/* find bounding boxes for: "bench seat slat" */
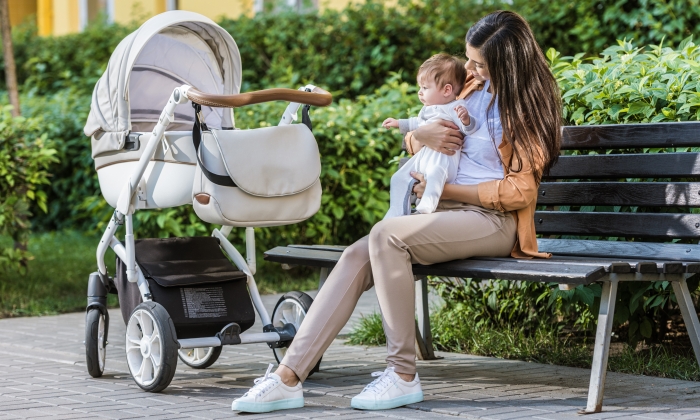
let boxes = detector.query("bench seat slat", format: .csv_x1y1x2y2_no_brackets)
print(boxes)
538,182,700,207
473,256,700,274
538,238,700,262
561,122,700,150
282,244,700,274
265,246,606,284
546,153,700,179
535,211,700,239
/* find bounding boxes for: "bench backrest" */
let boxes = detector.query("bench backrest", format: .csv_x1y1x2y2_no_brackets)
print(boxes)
539,121,700,241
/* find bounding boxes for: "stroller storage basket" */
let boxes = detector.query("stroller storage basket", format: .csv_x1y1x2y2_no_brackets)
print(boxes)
116,236,254,339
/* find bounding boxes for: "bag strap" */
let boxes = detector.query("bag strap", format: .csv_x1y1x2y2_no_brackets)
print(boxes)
192,103,237,188
302,105,313,132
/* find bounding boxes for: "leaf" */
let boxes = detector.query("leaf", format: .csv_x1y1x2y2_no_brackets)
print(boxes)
679,35,694,51
628,321,639,339
546,48,560,63
627,101,652,115
332,206,344,219
576,285,595,307
640,317,653,338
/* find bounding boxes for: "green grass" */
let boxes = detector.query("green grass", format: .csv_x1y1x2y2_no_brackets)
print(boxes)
347,313,387,346
0,230,317,318
348,311,700,381
0,231,118,317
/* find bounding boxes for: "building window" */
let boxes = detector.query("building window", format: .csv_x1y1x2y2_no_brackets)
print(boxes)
257,0,318,14
79,0,114,30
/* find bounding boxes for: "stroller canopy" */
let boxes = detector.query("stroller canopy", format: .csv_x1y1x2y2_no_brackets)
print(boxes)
85,11,242,157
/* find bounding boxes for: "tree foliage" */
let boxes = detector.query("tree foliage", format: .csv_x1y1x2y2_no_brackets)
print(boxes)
0,106,57,272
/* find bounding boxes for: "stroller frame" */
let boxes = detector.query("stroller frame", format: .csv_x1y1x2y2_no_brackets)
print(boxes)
86,84,325,391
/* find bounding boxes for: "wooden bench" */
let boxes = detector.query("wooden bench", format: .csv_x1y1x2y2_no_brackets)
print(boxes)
264,121,700,414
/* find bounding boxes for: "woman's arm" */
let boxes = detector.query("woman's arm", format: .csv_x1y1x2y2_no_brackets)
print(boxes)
404,120,464,156
410,142,540,211
476,168,538,212
410,172,481,206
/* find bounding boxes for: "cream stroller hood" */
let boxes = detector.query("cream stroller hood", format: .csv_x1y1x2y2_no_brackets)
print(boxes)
84,11,242,158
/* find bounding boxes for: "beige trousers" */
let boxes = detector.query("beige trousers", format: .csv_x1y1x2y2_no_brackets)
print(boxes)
281,202,517,381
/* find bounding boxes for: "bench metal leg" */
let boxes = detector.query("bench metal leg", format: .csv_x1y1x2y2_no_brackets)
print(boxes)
671,277,700,367
318,267,329,290
582,278,618,414
414,276,439,360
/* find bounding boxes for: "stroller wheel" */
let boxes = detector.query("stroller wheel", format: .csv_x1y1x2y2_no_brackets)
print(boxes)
178,346,222,369
125,302,178,392
85,309,107,378
270,291,322,376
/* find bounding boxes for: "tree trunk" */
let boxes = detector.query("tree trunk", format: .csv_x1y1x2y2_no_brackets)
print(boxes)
0,0,20,117
0,0,24,260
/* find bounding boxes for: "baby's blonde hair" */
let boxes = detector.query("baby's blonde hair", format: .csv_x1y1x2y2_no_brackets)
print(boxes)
417,53,467,93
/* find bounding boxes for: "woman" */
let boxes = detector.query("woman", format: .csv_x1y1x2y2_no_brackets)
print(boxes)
232,10,562,413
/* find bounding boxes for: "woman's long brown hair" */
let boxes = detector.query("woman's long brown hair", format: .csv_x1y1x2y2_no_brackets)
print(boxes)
466,11,561,183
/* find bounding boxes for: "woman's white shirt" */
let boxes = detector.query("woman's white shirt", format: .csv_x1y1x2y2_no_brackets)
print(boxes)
453,80,504,186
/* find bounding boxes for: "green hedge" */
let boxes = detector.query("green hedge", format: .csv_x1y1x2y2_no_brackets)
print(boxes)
0,106,57,272
6,1,700,97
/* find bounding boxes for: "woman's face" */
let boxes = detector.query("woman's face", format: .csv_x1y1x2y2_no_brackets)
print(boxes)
465,44,490,82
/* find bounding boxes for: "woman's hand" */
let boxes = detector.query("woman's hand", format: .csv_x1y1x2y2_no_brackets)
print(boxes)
410,171,426,198
412,120,464,155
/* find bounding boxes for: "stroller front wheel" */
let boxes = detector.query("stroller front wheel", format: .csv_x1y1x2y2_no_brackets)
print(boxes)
270,291,322,376
125,302,178,392
178,346,222,369
85,308,107,377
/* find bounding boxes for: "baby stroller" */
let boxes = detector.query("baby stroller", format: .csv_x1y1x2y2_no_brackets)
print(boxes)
83,11,332,392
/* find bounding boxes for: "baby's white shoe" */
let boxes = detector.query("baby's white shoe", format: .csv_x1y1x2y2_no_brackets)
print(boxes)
231,363,304,413
350,367,423,410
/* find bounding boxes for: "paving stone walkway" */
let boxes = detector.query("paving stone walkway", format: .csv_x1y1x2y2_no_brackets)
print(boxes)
1,288,700,419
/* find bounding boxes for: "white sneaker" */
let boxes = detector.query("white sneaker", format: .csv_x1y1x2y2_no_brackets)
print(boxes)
350,367,423,410
231,363,304,413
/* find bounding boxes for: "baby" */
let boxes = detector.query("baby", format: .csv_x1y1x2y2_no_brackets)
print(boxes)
382,53,476,218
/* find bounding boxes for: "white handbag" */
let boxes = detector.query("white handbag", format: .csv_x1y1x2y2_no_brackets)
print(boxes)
191,113,322,227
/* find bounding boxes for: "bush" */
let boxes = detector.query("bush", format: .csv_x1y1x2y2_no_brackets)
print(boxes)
7,1,700,98
6,20,132,95
551,37,700,124
0,106,57,272
21,90,95,230
518,0,700,56
219,0,502,96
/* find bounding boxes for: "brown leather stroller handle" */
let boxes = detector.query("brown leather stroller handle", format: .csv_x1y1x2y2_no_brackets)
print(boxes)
186,86,333,108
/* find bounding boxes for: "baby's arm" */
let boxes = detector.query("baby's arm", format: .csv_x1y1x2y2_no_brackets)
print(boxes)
455,106,470,126
453,105,478,136
382,118,399,129
382,116,422,134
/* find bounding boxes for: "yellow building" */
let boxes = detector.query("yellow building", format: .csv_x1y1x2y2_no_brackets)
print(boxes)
9,0,371,37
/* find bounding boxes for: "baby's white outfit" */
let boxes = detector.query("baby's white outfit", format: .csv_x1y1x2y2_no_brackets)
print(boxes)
384,99,477,219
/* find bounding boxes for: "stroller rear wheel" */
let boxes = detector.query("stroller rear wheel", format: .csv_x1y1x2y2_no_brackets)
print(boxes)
125,302,178,392
85,309,107,378
178,346,222,369
271,291,322,375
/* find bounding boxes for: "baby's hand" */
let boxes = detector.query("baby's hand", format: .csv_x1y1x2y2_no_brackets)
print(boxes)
382,118,399,129
455,106,470,125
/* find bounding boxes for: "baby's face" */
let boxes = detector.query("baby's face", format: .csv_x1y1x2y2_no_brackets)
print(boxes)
417,78,451,106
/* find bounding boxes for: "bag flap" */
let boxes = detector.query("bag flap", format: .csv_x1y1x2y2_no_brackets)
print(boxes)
210,124,321,197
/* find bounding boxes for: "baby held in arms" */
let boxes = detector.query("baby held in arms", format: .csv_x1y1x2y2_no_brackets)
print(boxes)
382,53,476,218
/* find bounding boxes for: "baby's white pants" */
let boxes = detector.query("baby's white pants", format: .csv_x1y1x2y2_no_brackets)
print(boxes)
384,146,461,219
